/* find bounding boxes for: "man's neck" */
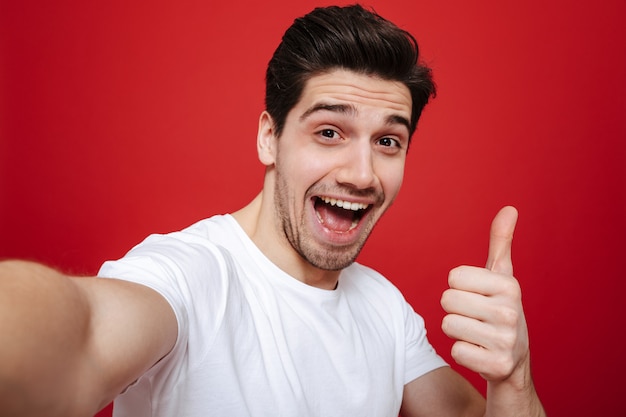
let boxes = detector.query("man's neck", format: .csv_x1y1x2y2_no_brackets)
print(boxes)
231,192,342,290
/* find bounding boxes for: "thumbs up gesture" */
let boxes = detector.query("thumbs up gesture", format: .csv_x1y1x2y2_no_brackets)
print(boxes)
441,206,529,382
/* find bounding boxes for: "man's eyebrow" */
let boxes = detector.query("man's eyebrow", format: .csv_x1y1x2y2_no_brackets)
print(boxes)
299,102,356,122
299,101,411,134
386,114,411,134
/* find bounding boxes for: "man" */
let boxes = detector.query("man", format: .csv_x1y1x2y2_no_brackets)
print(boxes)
0,5,545,417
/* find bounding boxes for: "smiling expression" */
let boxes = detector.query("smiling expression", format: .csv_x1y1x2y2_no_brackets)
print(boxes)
256,69,413,286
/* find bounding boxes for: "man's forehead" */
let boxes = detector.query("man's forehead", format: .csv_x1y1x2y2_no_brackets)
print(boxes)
297,69,412,118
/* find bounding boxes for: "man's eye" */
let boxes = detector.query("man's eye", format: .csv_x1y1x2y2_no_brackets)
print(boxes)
320,129,337,138
378,137,399,147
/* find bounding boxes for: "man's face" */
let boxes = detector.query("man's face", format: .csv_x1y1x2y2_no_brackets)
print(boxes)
263,69,412,274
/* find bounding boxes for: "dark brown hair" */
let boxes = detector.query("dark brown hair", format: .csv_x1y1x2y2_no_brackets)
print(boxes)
265,4,436,139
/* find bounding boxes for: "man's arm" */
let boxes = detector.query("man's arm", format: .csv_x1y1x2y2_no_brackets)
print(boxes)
400,367,485,417
0,260,177,417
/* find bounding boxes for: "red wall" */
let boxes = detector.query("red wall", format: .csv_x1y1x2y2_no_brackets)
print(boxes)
2,1,625,415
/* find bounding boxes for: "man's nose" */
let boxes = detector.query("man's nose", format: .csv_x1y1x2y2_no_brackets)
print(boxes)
335,143,377,190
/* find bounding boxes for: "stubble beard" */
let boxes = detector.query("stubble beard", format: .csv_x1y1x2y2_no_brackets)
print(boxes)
273,172,377,272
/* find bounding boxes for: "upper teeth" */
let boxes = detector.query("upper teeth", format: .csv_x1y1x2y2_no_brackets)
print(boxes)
320,196,369,211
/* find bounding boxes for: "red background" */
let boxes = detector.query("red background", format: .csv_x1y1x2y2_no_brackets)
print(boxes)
2,0,625,416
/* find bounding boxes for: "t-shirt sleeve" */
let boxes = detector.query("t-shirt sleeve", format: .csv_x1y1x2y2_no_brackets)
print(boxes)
97,232,230,387
403,301,448,385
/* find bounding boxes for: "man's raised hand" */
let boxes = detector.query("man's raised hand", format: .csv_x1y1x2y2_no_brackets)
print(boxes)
440,206,530,383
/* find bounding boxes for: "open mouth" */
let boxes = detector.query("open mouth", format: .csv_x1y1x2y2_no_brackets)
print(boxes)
314,196,371,233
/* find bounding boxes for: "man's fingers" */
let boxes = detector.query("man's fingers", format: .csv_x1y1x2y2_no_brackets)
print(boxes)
485,206,518,276
441,313,491,346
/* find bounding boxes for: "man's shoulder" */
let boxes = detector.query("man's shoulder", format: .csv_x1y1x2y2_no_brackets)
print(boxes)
98,214,240,282
176,213,234,240
137,214,242,255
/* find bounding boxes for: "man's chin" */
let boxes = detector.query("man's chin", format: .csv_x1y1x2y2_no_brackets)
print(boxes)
300,245,362,272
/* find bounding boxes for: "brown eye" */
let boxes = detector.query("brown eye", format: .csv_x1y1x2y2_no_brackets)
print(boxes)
378,137,398,147
321,129,336,138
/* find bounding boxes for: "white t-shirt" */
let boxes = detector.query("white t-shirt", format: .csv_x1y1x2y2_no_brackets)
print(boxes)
99,214,446,417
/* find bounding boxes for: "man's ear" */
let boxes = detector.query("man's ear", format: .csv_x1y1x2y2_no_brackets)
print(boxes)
257,111,277,166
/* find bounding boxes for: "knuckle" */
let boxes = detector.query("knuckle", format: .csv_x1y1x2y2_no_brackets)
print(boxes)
498,330,518,351
491,355,516,378
500,275,522,296
480,353,514,381
496,305,520,327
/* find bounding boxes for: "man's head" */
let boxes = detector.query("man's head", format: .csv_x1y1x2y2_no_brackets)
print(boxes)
265,4,435,140
253,5,433,284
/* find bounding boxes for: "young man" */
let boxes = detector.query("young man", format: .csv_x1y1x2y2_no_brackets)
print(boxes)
0,5,545,417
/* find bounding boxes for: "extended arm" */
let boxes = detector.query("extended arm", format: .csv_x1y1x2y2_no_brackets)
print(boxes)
0,260,177,417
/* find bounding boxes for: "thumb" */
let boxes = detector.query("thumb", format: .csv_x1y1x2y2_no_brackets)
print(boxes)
486,206,519,275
